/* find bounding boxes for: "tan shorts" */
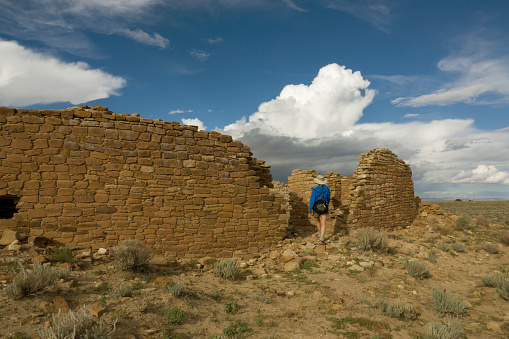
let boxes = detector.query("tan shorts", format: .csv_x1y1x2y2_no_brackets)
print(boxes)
313,211,329,218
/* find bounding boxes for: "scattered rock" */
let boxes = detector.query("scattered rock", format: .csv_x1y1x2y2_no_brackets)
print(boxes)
149,256,169,266
7,240,22,252
486,322,501,332
40,296,70,313
349,264,364,272
86,305,106,320
283,261,300,272
153,277,169,286
0,230,20,246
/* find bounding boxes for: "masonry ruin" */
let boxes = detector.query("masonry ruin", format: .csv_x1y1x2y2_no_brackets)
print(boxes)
287,149,420,238
0,106,287,258
0,106,421,258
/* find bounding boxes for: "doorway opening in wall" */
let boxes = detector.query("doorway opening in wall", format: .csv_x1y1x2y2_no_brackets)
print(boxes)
0,195,19,219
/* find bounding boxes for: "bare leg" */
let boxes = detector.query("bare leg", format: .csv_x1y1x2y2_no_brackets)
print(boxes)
319,214,327,238
314,217,321,236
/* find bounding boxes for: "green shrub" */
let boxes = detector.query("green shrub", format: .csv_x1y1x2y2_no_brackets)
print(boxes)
167,283,184,297
223,322,251,339
51,246,75,263
431,288,468,315
451,243,465,253
111,239,153,272
481,272,509,300
425,318,465,339
428,249,438,263
224,297,239,315
404,259,431,280
164,306,186,326
112,283,133,298
4,263,69,299
455,217,470,230
484,243,499,254
38,307,116,339
497,230,509,246
474,215,490,227
251,293,272,304
373,299,418,320
358,228,389,253
213,259,238,280
437,242,450,252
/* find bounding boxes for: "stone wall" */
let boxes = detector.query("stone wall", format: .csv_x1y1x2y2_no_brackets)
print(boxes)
0,106,287,258
288,148,419,235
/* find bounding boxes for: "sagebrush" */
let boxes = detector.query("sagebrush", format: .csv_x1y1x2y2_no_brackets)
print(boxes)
404,259,431,280
425,317,465,339
431,287,468,315
373,299,418,320
358,228,389,253
4,262,69,299
481,271,509,300
111,239,153,272
37,307,116,339
213,259,238,280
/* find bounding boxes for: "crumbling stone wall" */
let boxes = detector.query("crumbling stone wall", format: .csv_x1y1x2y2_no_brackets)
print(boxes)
0,106,286,258
288,149,419,236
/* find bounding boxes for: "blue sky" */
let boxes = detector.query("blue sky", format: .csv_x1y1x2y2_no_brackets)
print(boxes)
1,0,509,199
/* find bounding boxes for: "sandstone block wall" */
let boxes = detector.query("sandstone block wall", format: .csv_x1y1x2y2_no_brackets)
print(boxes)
288,148,418,235
0,106,286,258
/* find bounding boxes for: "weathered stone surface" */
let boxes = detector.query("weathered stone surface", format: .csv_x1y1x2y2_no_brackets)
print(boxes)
0,108,285,258
40,296,70,313
283,261,300,272
0,230,20,246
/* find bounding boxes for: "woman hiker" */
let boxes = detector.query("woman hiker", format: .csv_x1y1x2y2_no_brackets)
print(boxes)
309,175,331,245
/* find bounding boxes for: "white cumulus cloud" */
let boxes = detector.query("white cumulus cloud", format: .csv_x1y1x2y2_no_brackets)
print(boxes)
214,63,509,198
452,165,509,184
0,40,126,106
224,63,376,139
169,109,193,114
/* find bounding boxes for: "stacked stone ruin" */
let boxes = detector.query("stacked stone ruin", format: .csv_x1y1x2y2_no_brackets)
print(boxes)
0,106,287,258
288,149,419,237
1,106,422,257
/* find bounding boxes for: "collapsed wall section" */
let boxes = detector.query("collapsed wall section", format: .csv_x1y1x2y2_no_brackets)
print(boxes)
0,106,287,258
287,148,419,234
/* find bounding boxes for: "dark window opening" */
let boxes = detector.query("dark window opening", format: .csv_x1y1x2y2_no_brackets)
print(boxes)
0,195,19,219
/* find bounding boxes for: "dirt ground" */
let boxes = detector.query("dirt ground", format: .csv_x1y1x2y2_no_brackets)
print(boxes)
1,201,509,339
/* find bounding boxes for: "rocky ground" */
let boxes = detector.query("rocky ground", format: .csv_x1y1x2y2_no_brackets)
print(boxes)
1,203,509,339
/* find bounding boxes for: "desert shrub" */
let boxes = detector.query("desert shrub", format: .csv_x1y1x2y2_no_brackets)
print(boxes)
358,228,389,253
425,317,465,339
167,283,184,297
459,235,469,243
474,215,490,228
484,243,499,254
404,259,431,280
111,239,153,272
431,287,468,315
112,283,133,298
451,243,465,253
164,306,186,326
223,322,251,339
437,242,450,252
213,259,238,280
497,230,509,246
373,299,418,320
224,297,239,315
38,307,116,339
454,217,470,230
428,249,438,263
4,263,68,299
51,246,75,264
251,293,272,304
481,272,509,300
